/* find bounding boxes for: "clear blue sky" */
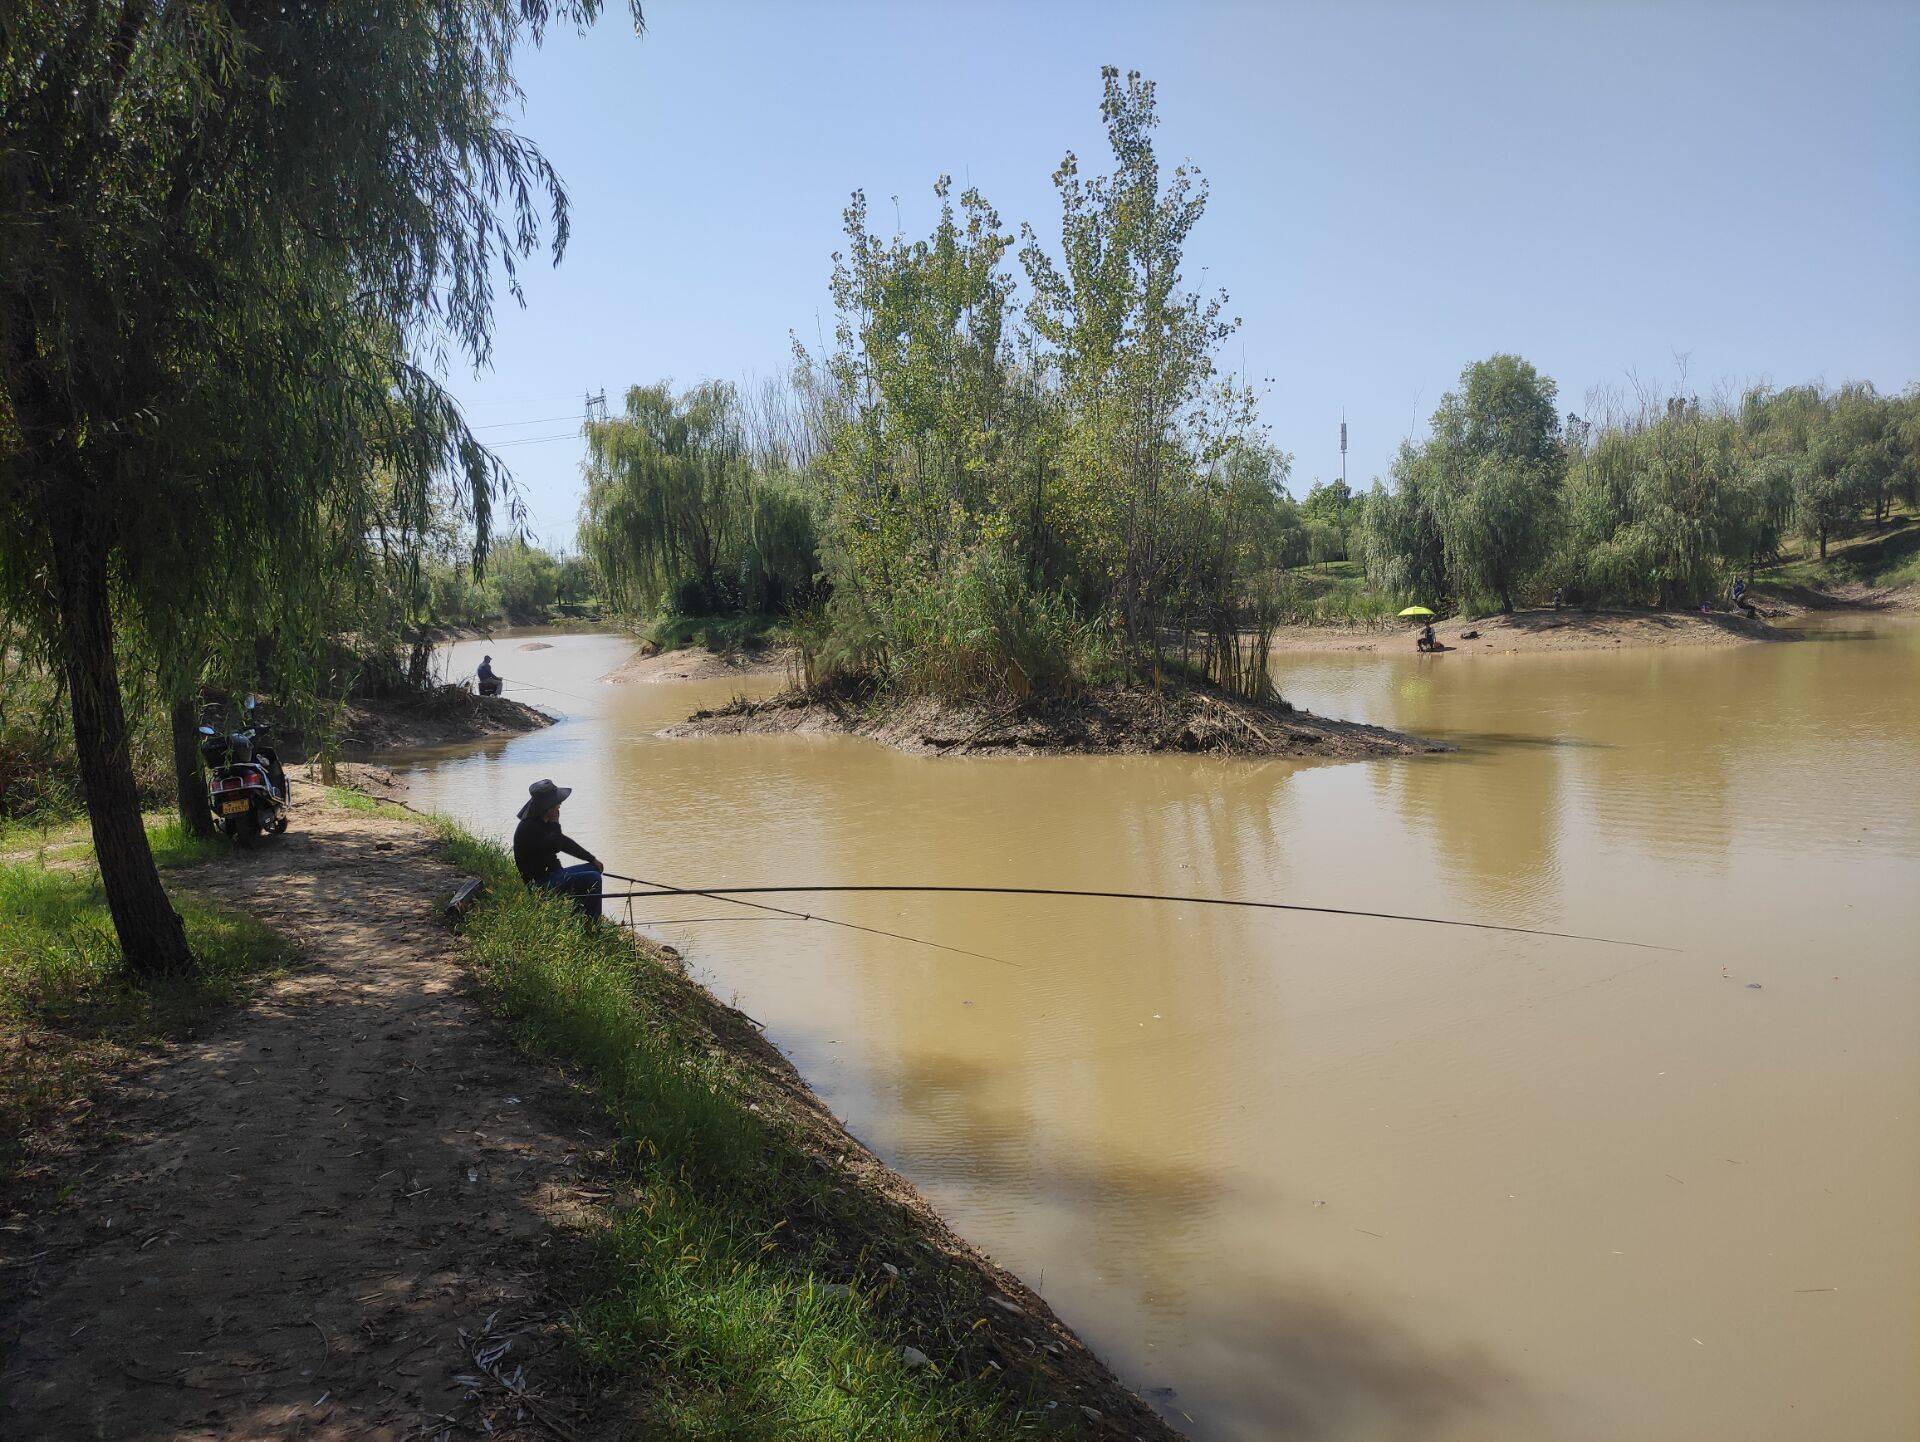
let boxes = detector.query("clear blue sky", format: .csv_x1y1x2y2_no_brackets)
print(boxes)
447,0,1920,548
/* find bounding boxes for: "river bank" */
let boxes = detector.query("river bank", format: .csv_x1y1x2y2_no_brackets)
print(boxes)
337,685,553,750
611,595,1853,694
1267,605,1790,656
668,675,1444,760
0,791,1181,1439
601,638,790,685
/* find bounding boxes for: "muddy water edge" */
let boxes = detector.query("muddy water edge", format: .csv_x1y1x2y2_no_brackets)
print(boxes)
396,622,1920,1442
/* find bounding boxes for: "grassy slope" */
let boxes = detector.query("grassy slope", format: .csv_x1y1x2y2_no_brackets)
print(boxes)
417,806,1077,1440
1757,510,1920,595
1276,559,1400,624
0,819,289,1196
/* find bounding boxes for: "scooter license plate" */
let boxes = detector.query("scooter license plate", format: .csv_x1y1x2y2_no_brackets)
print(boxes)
221,799,249,816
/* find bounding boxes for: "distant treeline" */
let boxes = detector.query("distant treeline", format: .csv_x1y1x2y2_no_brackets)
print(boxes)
1358,363,1919,614
579,70,1920,705
422,540,599,629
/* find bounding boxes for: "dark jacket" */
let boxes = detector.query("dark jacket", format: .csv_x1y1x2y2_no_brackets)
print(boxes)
513,815,596,883
477,659,497,681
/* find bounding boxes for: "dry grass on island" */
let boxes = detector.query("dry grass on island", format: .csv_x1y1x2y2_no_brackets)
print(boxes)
667,673,1443,760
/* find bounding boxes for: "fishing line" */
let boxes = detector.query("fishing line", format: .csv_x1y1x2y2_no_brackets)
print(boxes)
501,679,602,705
596,882,1673,953
623,915,790,925
600,871,1024,969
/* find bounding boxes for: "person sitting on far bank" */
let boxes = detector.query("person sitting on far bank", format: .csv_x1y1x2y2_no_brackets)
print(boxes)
513,779,603,920
1417,621,1436,653
477,654,501,696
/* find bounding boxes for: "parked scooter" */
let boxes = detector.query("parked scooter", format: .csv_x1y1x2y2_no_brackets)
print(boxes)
197,697,290,847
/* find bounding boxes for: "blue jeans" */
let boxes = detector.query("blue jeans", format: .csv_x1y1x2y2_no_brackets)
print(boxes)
540,863,603,920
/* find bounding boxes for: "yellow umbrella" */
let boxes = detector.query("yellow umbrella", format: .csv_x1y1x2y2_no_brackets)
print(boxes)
1397,605,1435,619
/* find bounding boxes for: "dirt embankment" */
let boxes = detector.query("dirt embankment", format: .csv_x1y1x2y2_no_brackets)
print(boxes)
1268,606,1793,657
600,641,791,685
669,677,1443,760
0,792,1182,1440
338,685,553,751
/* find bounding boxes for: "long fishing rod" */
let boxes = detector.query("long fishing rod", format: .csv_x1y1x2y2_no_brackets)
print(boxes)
597,882,1674,953
504,679,602,705
600,871,1024,969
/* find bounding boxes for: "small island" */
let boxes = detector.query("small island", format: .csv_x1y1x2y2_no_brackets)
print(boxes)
667,672,1441,759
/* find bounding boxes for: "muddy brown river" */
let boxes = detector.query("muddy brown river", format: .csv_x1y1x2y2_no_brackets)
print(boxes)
404,620,1920,1442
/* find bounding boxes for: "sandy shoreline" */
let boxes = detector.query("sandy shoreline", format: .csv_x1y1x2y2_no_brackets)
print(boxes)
1268,606,1790,657
601,641,790,685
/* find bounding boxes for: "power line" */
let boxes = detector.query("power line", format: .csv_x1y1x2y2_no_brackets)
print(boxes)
475,413,586,431
461,390,591,411
489,432,586,449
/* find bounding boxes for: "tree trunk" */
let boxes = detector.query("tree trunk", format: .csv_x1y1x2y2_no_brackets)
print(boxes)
1819,525,1828,561
47,494,194,980
171,697,215,839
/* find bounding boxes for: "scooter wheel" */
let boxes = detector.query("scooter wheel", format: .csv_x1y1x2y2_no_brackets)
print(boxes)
232,814,261,849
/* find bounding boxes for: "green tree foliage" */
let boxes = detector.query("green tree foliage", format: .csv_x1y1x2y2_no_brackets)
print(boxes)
579,382,819,619
1019,68,1247,657
784,68,1288,701
1299,478,1362,563
1358,445,1448,605
0,1,640,976
1559,413,1747,605
1743,382,1912,559
1364,371,1913,615
1423,355,1565,613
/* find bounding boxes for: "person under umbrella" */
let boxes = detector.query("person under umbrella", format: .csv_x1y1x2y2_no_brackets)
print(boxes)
1398,605,1438,652
512,779,604,919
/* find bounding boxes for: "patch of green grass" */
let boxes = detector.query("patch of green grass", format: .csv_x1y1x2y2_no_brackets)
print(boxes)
1762,519,1920,594
639,612,788,655
1275,565,1400,624
2,811,226,869
0,857,290,1190
437,820,1047,1439
0,810,91,855
326,786,417,824
146,817,228,869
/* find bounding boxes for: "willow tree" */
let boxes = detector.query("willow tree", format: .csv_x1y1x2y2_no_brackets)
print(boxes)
0,2,640,977
581,382,754,615
1425,355,1565,612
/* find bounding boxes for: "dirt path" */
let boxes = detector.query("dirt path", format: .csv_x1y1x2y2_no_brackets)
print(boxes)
0,798,613,1440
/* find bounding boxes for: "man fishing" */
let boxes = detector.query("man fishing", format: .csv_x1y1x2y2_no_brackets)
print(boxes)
513,778,604,920
476,654,502,696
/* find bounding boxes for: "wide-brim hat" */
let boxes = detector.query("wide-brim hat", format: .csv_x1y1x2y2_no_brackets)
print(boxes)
518,778,572,820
